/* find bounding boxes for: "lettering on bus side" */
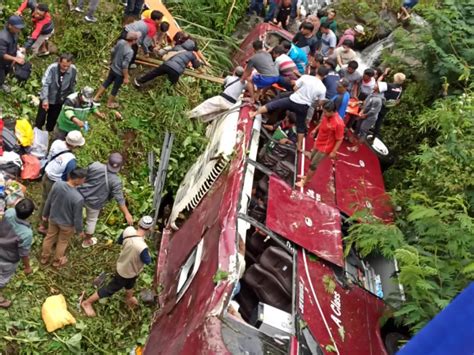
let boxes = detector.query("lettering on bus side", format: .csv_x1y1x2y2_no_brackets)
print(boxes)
330,291,343,331
298,278,305,315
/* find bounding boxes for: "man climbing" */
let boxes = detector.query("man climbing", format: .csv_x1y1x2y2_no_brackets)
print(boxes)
81,216,154,317
357,83,385,140
40,168,88,268
0,199,35,308
374,71,405,137
36,53,77,132
55,86,105,139
241,40,280,101
38,130,85,234
296,101,345,188
134,32,202,86
78,153,134,248
23,3,54,56
93,31,140,108
249,66,329,152
187,66,251,120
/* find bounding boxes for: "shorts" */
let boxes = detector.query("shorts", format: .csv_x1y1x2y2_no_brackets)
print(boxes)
266,96,309,134
252,74,280,89
309,150,327,171
97,273,138,298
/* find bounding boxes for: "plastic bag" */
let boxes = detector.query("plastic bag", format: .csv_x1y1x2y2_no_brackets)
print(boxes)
31,128,49,159
42,294,76,332
21,155,41,180
15,119,34,147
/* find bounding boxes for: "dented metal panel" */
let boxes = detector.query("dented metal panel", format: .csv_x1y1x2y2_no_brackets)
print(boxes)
266,176,344,267
296,250,389,355
335,142,394,222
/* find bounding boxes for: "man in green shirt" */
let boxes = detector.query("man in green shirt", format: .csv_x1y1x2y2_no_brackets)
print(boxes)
318,8,337,39
55,86,105,139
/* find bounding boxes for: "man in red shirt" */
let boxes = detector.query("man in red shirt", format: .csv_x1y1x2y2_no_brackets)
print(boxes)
296,100,345,188
23,3,54,56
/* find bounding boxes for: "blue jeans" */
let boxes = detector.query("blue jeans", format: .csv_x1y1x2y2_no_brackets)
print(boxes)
291,0,298,18
264,1,278,21
248,0,264,15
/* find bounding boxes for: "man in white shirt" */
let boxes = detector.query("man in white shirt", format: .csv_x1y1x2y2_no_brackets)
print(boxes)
319,23,337,58
249,66,329,151
332,39,357,69
38,130,85,235
187,66,251,121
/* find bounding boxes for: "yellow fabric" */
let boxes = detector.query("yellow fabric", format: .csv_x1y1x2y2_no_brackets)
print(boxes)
15,119,34,147
141,9,168,23
41,294,76,332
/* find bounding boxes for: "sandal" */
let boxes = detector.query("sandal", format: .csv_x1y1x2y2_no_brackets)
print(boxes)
40,256,49,265
82,237,97,248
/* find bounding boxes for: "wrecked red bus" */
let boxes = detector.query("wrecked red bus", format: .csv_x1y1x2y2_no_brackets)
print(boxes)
143,95,407,354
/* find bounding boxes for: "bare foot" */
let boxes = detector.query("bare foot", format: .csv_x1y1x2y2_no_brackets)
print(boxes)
81,301,97,317
126,296,139,309
295,180,306,188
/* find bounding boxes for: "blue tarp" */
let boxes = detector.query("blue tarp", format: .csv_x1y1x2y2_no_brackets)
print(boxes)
398,282,474,355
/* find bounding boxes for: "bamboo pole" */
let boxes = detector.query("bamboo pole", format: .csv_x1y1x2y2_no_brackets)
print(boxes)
136,57,225,84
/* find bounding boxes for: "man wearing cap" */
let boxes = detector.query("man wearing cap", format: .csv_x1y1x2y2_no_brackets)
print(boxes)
187,66,251,120
0,15,26,93
38,130,85,235
78,153,133,248
337,25,365,47
93,32,140,109
81,216,153,317
55,87,105,139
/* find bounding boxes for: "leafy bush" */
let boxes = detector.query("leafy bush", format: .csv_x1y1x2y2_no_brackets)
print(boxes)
347,92,474,332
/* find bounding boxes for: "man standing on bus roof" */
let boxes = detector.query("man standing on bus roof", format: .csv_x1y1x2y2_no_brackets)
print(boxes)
296,101,345,188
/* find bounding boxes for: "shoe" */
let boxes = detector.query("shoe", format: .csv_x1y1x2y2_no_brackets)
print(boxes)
73,6,84,12
0,84,11,93
82,237,97,248
133,77,141,87
37,51,50,57
107,102,120,109
129,63,137,69
84,15,98,22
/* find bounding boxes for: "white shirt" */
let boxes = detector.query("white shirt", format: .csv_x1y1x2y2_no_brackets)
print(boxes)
45,139,75,182
321,30,337,57
290,75,327,106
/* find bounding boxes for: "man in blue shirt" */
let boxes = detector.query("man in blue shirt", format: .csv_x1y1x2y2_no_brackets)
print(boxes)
282,40,308,74
0,198,35,308
332,78,350,120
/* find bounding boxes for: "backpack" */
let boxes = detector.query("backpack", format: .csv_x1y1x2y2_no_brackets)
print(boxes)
13,62,33,82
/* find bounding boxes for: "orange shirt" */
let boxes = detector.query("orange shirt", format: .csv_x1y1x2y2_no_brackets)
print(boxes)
314,113,345,153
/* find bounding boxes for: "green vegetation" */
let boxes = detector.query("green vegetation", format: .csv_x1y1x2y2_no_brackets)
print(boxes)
346,0,473,333
0,0,246,352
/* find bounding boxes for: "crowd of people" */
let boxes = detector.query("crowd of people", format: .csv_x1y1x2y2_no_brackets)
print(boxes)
0,0,408,318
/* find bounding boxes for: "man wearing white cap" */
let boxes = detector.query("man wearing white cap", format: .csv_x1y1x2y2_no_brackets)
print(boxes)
187,66,251,121
81,216,153,317
55,86,105,140
38,130,85,235
337,24,365,48
78,152,133,248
